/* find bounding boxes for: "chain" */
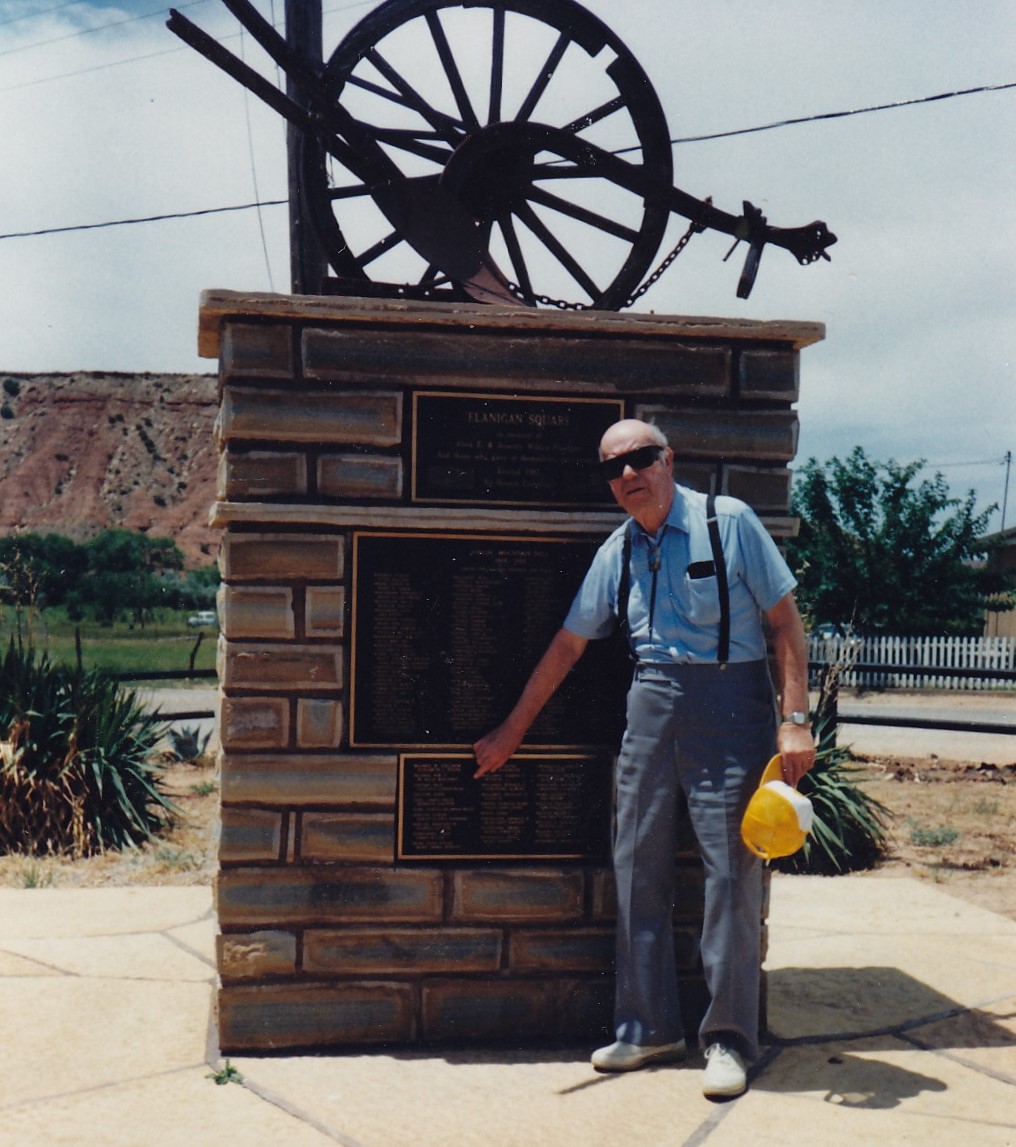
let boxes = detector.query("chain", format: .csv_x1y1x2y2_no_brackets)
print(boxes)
502,209,708,312
622,213,706,309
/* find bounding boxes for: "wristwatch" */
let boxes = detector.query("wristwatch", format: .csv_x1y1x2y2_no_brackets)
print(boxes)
781,711,810,727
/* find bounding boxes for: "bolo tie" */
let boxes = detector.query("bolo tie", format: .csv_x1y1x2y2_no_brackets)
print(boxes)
647,542,661,635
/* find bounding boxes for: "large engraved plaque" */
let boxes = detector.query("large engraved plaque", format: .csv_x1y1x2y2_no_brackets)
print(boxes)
396,753,611,862
412,392,623,507
350,531,630,749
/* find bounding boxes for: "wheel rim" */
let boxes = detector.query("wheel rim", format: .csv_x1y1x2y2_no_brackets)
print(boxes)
302,0,673,308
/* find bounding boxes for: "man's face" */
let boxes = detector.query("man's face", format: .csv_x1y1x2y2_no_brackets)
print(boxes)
599,424,674,522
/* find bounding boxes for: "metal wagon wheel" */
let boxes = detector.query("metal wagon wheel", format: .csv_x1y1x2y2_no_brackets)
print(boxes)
302,0,674,308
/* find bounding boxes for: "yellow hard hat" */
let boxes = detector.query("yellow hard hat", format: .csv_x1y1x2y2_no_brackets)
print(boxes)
740,754,814,861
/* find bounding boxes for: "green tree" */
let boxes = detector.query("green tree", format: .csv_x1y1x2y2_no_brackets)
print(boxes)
0,533,88,608
81,530,185,626
788,447,1014,636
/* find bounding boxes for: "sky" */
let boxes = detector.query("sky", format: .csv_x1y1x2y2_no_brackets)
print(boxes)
0,0,1013,528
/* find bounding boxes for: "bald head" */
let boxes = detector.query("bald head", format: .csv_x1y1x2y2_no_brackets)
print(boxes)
599,419,668,460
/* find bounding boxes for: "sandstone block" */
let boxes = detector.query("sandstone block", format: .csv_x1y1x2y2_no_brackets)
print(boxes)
739,348,800,400
221,533,344,581
221,586,295,641
218,449,308,500
219,697,290,751
302,327,730,396
451,869,584,922
296,698,344,748
303,928,502,975
220,321,294,379
221,387,401,446
217,866,444,927
509,928,615,973
217,930,297,981
421,978,561,1043
723,465,793,514
300,812,393,863
221,642,342,691
318,454,403,499
638,406,798,462
219,808,284,863
218,981,415,1051
220,753,397,806
305,586,345,637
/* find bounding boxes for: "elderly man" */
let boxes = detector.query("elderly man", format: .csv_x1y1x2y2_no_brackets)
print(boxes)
474,418,815,1099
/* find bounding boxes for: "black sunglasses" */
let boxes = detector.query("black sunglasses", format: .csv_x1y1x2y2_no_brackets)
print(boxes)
599,444,663,481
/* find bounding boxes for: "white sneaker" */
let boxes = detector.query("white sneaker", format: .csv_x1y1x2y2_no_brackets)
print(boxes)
702,1043,747,1098
591,1039,687,1072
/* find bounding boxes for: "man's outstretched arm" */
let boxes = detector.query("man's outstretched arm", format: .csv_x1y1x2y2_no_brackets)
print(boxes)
473,627,589,777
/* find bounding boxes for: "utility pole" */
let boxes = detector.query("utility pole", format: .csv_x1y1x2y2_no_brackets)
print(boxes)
1001,450,1012,534
285,0,328,295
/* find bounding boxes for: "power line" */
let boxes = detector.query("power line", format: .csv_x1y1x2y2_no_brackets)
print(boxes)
668,80,1016,145
0,199,287,242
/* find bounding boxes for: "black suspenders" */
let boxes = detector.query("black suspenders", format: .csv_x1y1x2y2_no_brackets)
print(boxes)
706,493,731,665
616,495,730,665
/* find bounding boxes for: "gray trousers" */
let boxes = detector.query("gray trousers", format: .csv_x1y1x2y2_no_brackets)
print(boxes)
612,659,776,1061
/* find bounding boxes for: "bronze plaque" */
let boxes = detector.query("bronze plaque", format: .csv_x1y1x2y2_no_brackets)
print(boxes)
396,753,611,862
349,531,631,749
411,392,623,507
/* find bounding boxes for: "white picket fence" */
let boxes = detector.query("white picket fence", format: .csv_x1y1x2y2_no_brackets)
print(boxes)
807,634,1016,691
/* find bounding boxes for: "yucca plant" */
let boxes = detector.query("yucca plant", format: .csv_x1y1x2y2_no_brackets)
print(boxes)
773,666,892,875
0,637,173,857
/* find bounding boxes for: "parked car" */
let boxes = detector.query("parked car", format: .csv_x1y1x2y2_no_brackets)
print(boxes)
187,609,217,628
813,622,861,643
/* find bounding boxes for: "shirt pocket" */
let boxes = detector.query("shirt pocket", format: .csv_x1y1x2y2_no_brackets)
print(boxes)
683,570,722,627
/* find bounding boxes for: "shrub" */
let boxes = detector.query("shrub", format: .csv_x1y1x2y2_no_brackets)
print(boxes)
0,638,173,856
2,378,21,397
773,663,892,875
0,403,14,420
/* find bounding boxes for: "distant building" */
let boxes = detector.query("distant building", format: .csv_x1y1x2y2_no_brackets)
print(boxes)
983,525,1016,640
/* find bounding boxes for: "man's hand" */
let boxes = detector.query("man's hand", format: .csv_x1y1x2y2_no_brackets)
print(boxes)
777,721,816,786
473,722,523,778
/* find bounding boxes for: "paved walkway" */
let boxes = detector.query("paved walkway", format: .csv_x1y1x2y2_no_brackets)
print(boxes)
2,876,1014,1146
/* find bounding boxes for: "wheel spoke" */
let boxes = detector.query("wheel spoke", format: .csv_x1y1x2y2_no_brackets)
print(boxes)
327,182,374,202
489,7,505,124
516,203,601,300
498,213,535,302
356,229,405,268
527,186,640,243
514,31,570,122
367,126,456,166
360,49,465,144
563,96,625,134
425,10,481,133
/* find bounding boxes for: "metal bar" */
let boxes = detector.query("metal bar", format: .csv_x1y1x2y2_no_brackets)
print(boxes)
157,711,216,722
114,669,217,681
838,715,1016,735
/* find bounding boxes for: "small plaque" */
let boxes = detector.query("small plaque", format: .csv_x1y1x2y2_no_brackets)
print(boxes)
412,392,623,507
397,753,612,862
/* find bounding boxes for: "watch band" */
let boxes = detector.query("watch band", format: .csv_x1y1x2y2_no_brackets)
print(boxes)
781,711,810,727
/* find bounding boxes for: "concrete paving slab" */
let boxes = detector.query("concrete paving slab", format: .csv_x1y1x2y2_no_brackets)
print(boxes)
0,979,213,1105
0,1068,338,1147
766,875,1016,1042
710,1037,1016,1145
228,1048,723,1147
0,949,59,976
1,932,213,982
0,887,212,939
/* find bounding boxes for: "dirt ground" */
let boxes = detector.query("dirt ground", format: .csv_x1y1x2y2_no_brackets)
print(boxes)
2,751,1016,924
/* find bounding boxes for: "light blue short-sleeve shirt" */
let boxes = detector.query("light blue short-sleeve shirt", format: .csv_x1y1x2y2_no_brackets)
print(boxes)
564,484,796,664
